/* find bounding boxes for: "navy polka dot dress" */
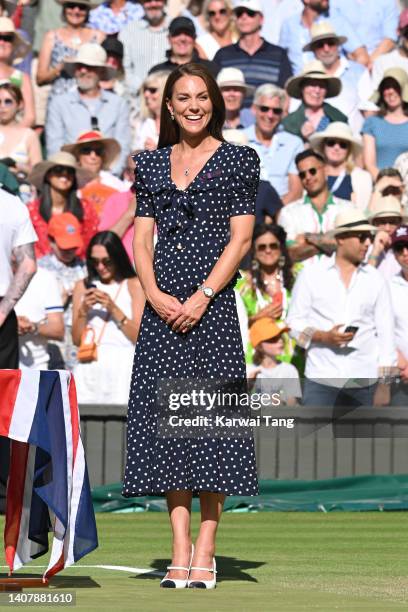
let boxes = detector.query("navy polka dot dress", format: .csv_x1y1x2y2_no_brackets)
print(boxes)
123,142,260,497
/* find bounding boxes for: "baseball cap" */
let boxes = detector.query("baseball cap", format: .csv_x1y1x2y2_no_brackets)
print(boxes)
169,16,196,38
234,0,263,14
48,213,83,250
391,225,408,247
249,318,289,348
101,37,124,59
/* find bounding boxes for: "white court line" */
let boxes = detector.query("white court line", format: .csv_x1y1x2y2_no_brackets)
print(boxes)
0,565,164,576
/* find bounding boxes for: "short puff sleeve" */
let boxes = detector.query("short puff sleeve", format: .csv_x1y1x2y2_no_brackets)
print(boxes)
132,152,155,218
228,146,260,217
361,116,378,138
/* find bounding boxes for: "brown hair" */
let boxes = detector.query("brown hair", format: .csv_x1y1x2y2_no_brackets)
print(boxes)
378,77,408,117
0,82,23,105
158,62,225,148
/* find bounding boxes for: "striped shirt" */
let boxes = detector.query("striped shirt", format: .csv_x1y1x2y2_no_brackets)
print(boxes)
213,40,292,108
118,16,171,94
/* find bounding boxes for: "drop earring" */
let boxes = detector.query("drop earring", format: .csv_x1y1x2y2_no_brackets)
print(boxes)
170,111,175,121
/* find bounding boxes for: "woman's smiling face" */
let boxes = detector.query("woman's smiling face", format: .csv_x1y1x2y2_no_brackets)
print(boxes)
167,75,213,137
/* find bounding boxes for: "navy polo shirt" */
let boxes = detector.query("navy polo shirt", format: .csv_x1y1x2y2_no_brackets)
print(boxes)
214,40,292,107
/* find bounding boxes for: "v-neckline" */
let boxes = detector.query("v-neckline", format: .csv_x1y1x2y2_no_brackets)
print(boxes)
168,141,224,191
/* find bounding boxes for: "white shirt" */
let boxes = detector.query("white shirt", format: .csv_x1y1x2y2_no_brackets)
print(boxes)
371,49,408,91
329,57,371,135
15,268,63,370
286,254,397,384
247,362,302,401
389,272,408,360
0,190,38,295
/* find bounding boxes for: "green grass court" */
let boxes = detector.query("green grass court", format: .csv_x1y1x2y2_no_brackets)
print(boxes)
1,513,408,611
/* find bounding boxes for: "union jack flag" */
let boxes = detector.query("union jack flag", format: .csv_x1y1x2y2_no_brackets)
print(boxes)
0,369,98,579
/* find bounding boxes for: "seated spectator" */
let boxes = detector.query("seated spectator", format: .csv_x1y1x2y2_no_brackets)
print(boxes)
45,43,130,175
394,152,408,216
248,318,302,406
39,212,87,370
100,37,126,96
99,189,135,262
36,0,105,102
28,151,97,259
368,167,405,214
0,16,35,126
279,0,368,74
235,223,295,364
149,16,218,77
309,122,372,211
88,0,144,35
217,67,254,129
72,231,145,404
371,10,408,91
287,208,397,408
362,68,408,180
0,83,42,174
0,0,32,75
14,267,64,370
283,60,346,143
195,0,237,60
213,0,292,111
331,0,398,67
62,130,126,216
118,0,170,96
278,149,352,265
245,83,303,205
133,70,169,150
366,196,403,279
388,225,408,405
303,21,371,134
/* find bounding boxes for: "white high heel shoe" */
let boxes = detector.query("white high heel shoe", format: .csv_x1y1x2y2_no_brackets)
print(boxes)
160,544,194,589
188,557,217,589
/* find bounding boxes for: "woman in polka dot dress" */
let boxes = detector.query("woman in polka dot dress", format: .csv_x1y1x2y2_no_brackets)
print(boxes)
123,64,260,589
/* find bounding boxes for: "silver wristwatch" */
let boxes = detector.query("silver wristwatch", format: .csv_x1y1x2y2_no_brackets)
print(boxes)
198,284,215,299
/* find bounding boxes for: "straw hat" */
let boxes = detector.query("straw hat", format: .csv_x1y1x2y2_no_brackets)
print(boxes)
28,152,94,190
309,122,362,157
249,318,289,348
62,131,121,169
285,60,342,99
216,67,255,95
332,209,377,236
55,0,98,8
368,196,403,221
370,67,408,105
63,43,117,81
303,21,347,52
0,17,31,64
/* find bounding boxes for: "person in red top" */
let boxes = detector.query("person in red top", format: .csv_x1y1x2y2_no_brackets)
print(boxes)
27,151,96,259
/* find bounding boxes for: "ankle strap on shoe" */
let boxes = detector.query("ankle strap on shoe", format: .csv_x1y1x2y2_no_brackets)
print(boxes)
167,565,189,571
190,566,217,573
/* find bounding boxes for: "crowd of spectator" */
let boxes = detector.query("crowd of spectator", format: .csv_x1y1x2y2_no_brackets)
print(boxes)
2,0,408,409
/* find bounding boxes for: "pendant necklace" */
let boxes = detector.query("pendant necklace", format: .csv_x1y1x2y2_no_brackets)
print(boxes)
184,167,190,176
263,271,281,292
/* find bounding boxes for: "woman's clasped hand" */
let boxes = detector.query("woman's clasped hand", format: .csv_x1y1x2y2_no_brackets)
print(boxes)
149,288,210,332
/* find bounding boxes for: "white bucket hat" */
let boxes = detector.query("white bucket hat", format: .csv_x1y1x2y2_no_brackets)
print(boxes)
303,21,347,52
217,67,255,95
0,17,31,64
368,196,403,221
233,0,263,14
309,122,362,157
332,209,377,236
285,60,342,99
28,151,94,190
63,43,117,81
55,0,98,7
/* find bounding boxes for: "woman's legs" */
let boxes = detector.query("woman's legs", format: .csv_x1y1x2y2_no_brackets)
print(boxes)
165,490,193,580
189,491,226,581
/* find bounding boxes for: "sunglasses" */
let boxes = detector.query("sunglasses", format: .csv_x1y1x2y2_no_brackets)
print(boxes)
80,144,104,156
381,185,403,197
50,165,75,176
0,34,14,43
0,98,15,106
143,86,158,94
372,217,401,226
339,231,373,243
299,167,321,180
256,242,281,252
208,8,228,17
313,38,338,49
90,257,113,267
64,2,87,9
393,243,408,253
256,104,283,115
235,7,258,17
325,138,349,149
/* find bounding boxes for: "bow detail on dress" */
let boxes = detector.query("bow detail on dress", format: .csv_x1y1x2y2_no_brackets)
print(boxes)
162,188,195,235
